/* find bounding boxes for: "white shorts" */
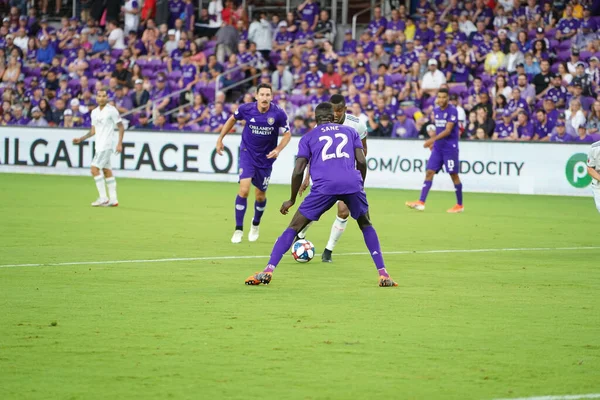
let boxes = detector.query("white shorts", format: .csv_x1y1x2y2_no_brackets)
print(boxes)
592,183,600,213
91,150,113,169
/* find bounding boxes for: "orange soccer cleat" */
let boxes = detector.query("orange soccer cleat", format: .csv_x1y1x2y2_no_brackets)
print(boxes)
244,271,273,285
447,204,465,213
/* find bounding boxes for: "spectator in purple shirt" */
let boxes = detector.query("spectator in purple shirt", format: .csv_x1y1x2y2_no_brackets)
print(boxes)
294,20,313,45
549,121,572,142
533,109,554,141
367,6,387,38
556,5,580,41
414,19,433,47
515,110,534,141
391,109,418,138
352,61,371,91
574,124,595,143
167,112,193,131
304,62,323,92
291,116,308,135
297,0,319,31
508,87,529,119
386,9,405,35
342,30,357,54
207,102,228,132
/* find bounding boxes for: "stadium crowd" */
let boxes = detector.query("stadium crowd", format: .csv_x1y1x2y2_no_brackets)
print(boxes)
0,0,599,142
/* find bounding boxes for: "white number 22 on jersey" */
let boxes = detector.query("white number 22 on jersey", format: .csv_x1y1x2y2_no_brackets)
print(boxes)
319,134,350,161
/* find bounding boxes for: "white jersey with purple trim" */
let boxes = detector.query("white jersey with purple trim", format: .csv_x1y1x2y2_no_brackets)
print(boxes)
588,140,600,186
342,113,368,140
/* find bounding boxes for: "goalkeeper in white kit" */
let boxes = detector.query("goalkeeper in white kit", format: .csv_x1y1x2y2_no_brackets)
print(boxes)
72,89,125,207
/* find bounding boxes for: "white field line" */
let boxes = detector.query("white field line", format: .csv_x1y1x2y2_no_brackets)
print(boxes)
1,246,599,269
494,394,600,400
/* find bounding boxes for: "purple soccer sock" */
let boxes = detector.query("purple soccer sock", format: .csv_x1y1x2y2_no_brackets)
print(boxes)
264,228,296,272
419,180,433,203
252,199,267,226
361,225,389,277
234,195,247,230
454,183,463,206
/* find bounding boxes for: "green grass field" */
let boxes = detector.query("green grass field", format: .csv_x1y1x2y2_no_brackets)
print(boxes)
1,173,599,400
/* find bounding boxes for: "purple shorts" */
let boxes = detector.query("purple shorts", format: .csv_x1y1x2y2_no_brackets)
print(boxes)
239,152,272,192
426,147,459,174
298,190,369,221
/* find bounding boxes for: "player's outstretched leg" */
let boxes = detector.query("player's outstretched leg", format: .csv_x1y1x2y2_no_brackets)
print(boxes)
322,201,350,263
104,168,118,207
249,188,267,242
447,173,464,213
357,213,398,287
406,170,435,211
91,166,108,207
246,211,311,285
232,179,251,243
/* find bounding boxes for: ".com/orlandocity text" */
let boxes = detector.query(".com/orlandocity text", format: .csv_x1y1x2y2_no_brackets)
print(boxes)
367,156,524,176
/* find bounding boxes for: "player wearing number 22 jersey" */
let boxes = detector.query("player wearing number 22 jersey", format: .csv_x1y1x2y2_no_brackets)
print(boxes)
406,88,464,213
245,102,398,287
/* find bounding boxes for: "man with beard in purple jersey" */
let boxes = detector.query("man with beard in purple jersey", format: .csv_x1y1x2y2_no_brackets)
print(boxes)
245,102,398,287
216,84,291,244
406,88,464,213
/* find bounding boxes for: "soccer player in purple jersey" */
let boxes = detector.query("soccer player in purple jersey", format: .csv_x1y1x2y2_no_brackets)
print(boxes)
406,89,464,213
295,94,368,263
216,84,291,244
245,102,397,287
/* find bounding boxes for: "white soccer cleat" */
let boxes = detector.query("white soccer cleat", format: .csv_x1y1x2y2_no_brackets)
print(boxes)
405,200,425,211
248,225,260,242
105,200,119,207
231,230,243,244
91,198,109,207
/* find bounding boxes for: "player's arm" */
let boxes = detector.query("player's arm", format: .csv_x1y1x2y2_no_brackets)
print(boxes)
281,157,309,215
423,121,455,148
267,130,291,159
299,163,311,197
72,125,96,144
361,137,368,156
267,116,292,159
116,121,125,153
216,115,237,155
588,153,600,181
355,147,367,183
587,167,600,182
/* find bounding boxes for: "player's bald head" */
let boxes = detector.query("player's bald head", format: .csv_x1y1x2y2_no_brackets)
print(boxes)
315,102,334,125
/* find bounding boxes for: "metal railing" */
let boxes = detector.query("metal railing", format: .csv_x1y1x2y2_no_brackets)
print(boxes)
121,86,192,119
215,62,255,96
219,72,262,96
351,0,386,39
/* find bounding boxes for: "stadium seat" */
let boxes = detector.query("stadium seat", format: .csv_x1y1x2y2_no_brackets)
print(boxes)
557,40,572,51
581,96,595,112
556,50,571,62
89,58,102,70
449,84,468,98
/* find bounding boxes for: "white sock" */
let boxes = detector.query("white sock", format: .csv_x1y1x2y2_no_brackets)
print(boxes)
325,216,348,251
105,177,117,202
94,175,107,200
297,221,313,239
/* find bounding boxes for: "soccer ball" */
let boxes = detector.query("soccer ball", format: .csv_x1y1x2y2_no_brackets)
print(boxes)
291,240,315,263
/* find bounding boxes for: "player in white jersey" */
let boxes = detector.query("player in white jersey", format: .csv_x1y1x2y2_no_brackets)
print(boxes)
297,94,368,262
72,89,125,207
587,140,600,213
